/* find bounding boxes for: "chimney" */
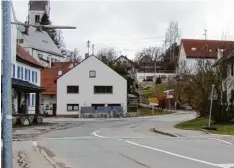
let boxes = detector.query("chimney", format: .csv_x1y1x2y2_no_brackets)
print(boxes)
48,56,52,68
85,53,89,59
24,21,29,35
217,49,224,60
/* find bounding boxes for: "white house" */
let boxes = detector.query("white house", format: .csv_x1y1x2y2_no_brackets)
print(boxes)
176,39,234,75
56,56,127,117
16,0,65,68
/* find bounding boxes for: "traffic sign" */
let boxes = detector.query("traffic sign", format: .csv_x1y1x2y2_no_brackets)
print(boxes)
208,87,218,100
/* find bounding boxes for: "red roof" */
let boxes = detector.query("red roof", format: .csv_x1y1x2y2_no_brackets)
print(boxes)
181,39,234,59
17,44,42,68
41,62,79,95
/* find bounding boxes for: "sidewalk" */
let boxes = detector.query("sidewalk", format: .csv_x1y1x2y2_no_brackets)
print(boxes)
13,141,54,168
153,110,207,137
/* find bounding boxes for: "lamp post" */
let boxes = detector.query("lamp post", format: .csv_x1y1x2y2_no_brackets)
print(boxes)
2,1,13,168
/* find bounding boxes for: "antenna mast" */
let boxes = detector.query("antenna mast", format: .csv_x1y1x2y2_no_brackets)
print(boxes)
203,29,207,40
86,40,91,55
92,44,94,55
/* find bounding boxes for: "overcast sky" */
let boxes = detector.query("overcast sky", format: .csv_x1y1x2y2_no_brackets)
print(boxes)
13,0,234,59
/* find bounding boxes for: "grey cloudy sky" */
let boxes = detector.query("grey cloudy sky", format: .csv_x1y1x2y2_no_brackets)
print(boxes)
13,0,234,59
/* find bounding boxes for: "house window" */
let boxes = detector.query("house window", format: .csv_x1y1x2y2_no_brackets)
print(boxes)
67,104,79,111
12,64,15,78
17,39,24,44
35,15,40,22
25,68,28,81
21,67,23,79
67,86,79,94
35,71,37,83
94,86,113,94
28,69,31,81
38,54,43,59
17,66,20,79
89,70,96,78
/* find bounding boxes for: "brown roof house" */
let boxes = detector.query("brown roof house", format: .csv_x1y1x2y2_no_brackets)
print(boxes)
40,61,79,116
10,45,44,119
176,39,234,74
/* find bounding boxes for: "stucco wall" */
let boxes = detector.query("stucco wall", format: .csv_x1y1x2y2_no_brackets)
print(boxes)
57,56,127,116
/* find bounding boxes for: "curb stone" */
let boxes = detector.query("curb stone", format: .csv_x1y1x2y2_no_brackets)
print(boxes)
152,128,179,137
201,129,210,134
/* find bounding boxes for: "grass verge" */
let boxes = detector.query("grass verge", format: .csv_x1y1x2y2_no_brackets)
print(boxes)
175,117,234,135
128,107,173,116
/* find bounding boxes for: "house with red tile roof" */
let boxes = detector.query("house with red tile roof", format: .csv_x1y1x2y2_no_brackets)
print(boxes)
176,39,234,74
10,44,44,116
40,61,79,116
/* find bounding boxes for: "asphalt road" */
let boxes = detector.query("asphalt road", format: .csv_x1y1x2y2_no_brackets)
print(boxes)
35,112,234,168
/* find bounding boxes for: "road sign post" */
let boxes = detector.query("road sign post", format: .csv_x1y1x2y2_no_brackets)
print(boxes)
208,84,215,127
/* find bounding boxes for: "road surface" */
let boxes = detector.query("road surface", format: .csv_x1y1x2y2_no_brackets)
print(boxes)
34,111,234,168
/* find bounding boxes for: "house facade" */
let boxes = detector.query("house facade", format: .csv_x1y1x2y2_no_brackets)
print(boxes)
12,45,44,115
57,56,127,117
176,39,234,75
213,49,234,103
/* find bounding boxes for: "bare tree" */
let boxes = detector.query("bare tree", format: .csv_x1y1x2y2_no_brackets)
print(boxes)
164,21,181,59
135,46,162,62
65,48,82,62
96,48,118,65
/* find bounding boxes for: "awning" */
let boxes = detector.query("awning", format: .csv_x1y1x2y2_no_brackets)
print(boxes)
12,78,45,92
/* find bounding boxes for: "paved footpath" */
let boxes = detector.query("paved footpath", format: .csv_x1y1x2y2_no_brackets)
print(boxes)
13,141,54,168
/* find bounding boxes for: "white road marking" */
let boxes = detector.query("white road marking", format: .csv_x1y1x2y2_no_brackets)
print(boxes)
33,141,38,148
91,130,105,138
125,140,221,167
91,130,233,168
209,138,232,145
216,164,234,168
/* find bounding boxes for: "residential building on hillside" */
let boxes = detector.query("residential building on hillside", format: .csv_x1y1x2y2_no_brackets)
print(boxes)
16,0,65,68
176,39,234,75
56,55,127,117
137,55,176,83
40,61,79,116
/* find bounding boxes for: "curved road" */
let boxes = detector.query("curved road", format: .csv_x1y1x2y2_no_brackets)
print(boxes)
36,111,234,168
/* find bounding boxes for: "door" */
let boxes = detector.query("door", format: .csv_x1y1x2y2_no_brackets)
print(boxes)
52,103,56,116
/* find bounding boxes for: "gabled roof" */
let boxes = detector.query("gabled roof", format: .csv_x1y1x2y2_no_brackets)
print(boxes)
180,39,234,59
16,44,43,69
115,55,134,64
17,25,64,57
56,55,127,81
41,61,79,95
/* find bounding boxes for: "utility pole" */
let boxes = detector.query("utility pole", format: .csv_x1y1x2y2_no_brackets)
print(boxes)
203,29,207,40
92,44,94,55
86,40,91,56
2,1,13,168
